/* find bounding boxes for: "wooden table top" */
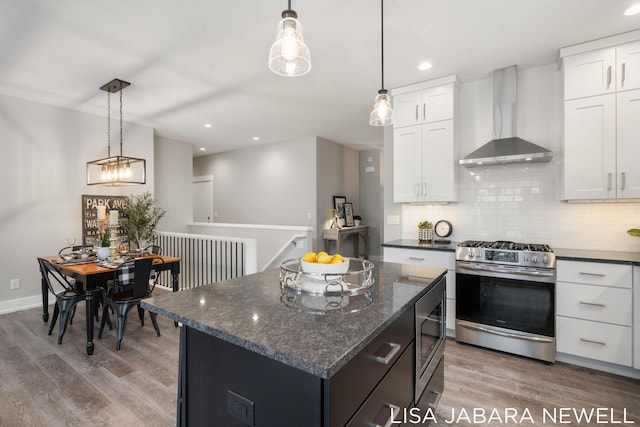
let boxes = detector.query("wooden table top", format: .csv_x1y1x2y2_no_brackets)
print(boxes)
40,254,181,276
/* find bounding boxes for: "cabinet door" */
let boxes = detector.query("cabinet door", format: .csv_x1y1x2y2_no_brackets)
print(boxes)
422,120,455,202
563,95,616,200
616,40,640,91
634,266,640,369
392,91,421,128
393,126,421,202
423,84,454,123
617,89,640,198
563,48,615,100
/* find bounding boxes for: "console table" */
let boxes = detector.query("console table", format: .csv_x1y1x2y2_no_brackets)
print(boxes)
322,225,369,259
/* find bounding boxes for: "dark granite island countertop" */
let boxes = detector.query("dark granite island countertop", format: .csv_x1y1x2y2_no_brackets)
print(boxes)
141,260,446,379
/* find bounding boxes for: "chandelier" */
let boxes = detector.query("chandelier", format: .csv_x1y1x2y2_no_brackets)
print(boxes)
86,79,146,186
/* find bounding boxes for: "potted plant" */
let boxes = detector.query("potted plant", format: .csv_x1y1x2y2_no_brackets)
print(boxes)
418,221,433,242
353,215,362,226
627,228,640,237
119,192,166,251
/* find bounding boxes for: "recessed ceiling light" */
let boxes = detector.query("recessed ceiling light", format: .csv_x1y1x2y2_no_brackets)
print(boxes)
418,62,432,71
204,123,212,128
252,136,260,141
199,147,206,151
624,3,640,15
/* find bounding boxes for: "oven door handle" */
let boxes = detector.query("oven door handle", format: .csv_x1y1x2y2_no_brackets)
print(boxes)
460,263,555,277
458,322,554,343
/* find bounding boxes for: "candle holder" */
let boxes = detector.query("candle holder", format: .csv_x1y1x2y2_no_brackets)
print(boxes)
109,225,119,256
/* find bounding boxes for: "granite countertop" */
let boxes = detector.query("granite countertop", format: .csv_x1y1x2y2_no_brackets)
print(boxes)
141,260,446,379
382,239,458,252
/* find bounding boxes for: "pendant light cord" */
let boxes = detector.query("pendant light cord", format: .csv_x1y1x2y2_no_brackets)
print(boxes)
119,87,123,156
107,92,111,158
381,0,385,90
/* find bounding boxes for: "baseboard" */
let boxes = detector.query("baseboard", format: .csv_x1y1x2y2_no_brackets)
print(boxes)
556,352,640,380
0,294,50,315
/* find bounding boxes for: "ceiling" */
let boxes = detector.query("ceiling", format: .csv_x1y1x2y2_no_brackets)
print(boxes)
1,1,639,156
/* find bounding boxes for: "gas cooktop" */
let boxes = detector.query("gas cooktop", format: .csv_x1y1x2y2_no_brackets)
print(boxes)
456,240,555,268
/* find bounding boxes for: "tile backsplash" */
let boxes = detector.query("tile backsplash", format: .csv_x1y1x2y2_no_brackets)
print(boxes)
402,160,640,252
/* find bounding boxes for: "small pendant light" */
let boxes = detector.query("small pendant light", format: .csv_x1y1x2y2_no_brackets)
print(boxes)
370,0,394,126
268,0,311,77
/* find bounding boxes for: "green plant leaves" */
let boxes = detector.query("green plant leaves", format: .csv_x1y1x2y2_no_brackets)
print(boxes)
627,228,640,237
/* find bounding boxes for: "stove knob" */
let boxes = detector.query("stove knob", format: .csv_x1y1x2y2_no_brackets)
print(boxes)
523,255,529,263
532,256,539,263
542,256,549,264
467,250,475,259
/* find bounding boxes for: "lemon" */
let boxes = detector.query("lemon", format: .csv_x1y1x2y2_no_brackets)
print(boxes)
317,251,329,259
317,253,332,264
331,254,345,263
302,251,317,263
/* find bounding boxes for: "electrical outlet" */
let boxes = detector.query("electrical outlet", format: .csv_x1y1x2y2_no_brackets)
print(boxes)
10,279,20,290
227,390,254,426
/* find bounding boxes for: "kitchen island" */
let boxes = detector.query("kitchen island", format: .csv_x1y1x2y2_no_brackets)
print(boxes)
141,260,446,426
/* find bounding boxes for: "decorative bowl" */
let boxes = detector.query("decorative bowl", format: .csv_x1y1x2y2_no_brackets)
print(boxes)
300,259,349,275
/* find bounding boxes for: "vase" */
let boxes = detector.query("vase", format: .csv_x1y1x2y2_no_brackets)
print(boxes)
418,228,433,242
97,246,111,260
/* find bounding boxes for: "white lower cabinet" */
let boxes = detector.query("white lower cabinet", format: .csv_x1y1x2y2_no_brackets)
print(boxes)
556,260,633,367
383,247,456,334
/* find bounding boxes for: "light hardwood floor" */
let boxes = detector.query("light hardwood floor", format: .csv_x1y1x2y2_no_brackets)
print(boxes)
1,304,638,426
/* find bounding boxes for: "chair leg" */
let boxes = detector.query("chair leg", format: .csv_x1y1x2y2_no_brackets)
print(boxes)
48,303,60,336
98,303,110,339
115,303,137,351
57,302,76,345
138,305,145,326
69,305,76,325
149,312,161,337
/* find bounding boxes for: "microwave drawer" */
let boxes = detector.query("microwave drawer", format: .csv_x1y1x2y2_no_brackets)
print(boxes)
329,308,414,426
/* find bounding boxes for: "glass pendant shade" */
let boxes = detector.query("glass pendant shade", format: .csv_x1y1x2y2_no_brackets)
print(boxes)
370,89,394,126
269,12,311,76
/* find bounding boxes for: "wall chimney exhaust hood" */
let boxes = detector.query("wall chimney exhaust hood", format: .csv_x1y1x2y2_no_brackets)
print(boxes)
459,65,552,167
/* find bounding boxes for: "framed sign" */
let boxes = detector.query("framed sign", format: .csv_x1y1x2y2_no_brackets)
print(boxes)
344,202,354,227
333,195,347,227
81,195,128,246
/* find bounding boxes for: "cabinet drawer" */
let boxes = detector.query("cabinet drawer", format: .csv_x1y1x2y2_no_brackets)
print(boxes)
329,309,413,427
556,260,631,288
556,316,632,366
384,247,455,270
556,282,632,326
347,343,414,427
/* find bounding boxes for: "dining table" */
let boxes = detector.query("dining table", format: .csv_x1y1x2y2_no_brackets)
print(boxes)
38,254,182,355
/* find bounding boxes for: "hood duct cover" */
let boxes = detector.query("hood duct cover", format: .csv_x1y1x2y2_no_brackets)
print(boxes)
459,65,553,167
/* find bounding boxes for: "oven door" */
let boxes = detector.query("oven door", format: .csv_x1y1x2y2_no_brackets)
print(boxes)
415,276,446,404
456,267,554,337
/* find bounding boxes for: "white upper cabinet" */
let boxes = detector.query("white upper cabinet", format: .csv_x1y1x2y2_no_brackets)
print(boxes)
391,76,458,203
561,34,640,200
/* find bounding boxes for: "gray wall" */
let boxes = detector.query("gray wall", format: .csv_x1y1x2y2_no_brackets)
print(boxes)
154,135,194,233
193,137,317,227
0,93,155,310
359,148,383,258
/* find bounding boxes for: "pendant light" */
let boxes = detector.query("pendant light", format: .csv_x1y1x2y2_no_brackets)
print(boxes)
370,0,394,126
268,0,311,77
86,79,146,186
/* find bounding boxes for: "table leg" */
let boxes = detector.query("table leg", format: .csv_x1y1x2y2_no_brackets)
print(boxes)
41,274,49,323
85,293,95,355
361,231,370,260
354,234,360,259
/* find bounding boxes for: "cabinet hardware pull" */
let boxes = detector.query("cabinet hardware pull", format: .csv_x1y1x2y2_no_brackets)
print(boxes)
369,342,401,365
607,65,612,89
607,172,612,190
621,172,626,190
621,63,626,87
408,257,425,261
415,104,419,122
373,404,401,427
579,271,605,277
579,300,606,308
415,183,420,197
423,182,427,196
580,337,606,346
423,103,426,121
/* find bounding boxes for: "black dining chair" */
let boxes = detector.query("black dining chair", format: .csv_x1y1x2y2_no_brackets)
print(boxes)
37,258,86,344
98,257,160,350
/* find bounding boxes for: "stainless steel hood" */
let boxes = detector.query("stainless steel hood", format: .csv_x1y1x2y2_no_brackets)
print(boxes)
459,65,553,167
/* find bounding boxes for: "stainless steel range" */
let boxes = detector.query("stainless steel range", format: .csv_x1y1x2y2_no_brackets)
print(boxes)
455,240,556,362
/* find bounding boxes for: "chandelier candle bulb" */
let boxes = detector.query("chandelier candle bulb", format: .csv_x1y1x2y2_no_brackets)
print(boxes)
109,210,119,226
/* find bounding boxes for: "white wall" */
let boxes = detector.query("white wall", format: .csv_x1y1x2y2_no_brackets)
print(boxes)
396,64,640,252
154,135,193,233
0,93,155,310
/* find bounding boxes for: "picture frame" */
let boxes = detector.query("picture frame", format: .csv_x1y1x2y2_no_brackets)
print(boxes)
344,202,354,227
333,196,347,227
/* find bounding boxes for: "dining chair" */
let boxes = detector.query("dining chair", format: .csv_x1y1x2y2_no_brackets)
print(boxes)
37,258,86,344
143,245,162,255
98,257,160,350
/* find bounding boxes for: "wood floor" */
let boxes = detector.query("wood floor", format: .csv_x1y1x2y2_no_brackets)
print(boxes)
1,303,639,426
